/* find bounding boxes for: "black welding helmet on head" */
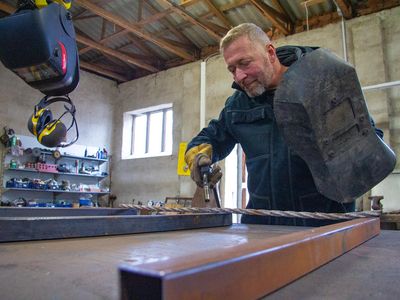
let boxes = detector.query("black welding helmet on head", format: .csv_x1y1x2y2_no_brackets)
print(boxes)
0,2,79,96
28,95,79,148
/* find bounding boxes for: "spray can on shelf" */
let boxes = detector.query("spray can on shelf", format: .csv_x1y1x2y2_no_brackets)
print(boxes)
10,135,17,146
75,159,79,174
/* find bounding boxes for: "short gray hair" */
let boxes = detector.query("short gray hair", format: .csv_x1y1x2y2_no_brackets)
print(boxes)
220,23,270,53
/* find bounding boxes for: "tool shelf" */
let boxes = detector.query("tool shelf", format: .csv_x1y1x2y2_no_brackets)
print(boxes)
5,168,107,179
40,151,108,164
3,187,109,195
1,144,110,207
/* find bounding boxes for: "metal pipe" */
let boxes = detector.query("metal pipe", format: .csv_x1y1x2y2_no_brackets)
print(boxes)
236,145,243,208
200,53,219,130
332,0,348,62
200,61,206,130
362,80,400,91
236,145,243,223
340,15,347,62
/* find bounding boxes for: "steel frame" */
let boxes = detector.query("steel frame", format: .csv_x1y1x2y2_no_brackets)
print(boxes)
120,218,380,299
0,212,232,242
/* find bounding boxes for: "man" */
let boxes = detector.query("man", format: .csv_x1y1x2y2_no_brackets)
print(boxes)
185,23,383,226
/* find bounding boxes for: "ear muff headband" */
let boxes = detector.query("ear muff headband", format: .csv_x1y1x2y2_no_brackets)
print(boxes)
36,95,75,113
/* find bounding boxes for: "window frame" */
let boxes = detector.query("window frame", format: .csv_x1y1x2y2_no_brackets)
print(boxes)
122,103,173,159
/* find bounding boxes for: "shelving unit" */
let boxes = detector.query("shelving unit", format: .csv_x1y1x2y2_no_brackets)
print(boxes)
5,168,107,178
1,146,110,207
4,187,109,195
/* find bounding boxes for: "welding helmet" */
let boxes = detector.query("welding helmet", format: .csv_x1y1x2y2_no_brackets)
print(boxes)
274,48,396,203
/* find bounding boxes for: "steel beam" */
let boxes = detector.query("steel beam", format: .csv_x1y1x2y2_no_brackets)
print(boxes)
120,218,380,299
0,213,232,242
0,207,137,217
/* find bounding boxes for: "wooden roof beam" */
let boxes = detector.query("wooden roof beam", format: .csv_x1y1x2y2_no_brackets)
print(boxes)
143,1,197,49
203,0,232,29
78,8,185,57
355,0,400,16
160,37,196,53
76,33,159,72
87,53,135,75
75,0,195,60
74,14,99,21
249,0,292,35
80,60,130,82
138,0,143,21
79,28,129,54
117,48,157,63
125,33,167,60
180,0,202,7
159,0,223,41
219,0,248,12
137,7,173,26
270,0,286,14
0,2,14,14
90,53,133,71
295,11,340,33
201,19,229,35
301,0,326,6
270,0,294,24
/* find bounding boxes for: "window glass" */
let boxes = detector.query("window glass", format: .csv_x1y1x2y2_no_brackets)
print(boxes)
149,111,163,153
122,104,173,159
133,114,147,155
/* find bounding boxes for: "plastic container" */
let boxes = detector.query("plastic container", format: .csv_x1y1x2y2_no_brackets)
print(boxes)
79,198,92,207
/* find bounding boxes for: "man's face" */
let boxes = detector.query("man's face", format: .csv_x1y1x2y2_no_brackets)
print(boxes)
223,36,275,97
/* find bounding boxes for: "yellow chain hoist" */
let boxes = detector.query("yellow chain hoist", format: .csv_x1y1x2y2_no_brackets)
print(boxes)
34,0,72,10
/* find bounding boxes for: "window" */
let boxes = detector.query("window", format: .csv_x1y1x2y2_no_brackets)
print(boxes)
122,104,173,159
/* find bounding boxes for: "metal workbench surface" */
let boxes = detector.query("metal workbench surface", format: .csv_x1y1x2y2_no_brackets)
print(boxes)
0,224,399,300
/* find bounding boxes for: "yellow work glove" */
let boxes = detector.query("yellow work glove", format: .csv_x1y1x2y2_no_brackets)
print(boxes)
185,144,222,188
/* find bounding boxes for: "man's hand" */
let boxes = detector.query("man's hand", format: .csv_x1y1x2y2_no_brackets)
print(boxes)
191,153,222,188
184,144,222,188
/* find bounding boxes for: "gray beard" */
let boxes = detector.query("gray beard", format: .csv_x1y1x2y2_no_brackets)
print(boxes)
244,84,266,98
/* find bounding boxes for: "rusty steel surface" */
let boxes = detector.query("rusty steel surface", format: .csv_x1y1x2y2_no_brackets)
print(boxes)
0,221,398,300
0,224,303,299
120,218,380,299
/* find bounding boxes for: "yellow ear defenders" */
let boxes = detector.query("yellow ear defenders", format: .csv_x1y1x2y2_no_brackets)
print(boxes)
27,95,79,148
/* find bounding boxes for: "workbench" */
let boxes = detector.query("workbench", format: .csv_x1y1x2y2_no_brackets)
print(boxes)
0,223,399,299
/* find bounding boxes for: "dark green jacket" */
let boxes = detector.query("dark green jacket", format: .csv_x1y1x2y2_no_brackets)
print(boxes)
187,46,379,226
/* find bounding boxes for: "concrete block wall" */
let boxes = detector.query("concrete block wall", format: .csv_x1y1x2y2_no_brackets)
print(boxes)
113,6,400,207
111,65,200,205
0,65,116,149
